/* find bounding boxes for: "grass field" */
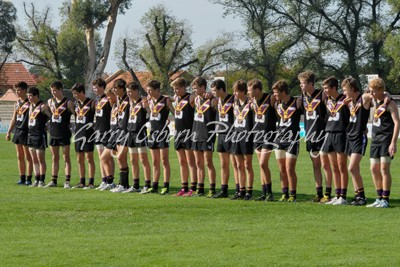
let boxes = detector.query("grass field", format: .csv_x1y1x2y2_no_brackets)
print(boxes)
0,133,399,266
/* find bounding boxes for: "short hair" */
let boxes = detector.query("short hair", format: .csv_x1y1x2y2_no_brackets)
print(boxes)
14,81,28,90
369,77,386,92
210,79,226,92
272,80,289,94
71,83,85,94
170,77,187,88
341,76,360,92
298,71,316,84
247,79,263,91
127,81,140,91
147,80,161,90
50,80,63,90
322,76,338,89
233,79,247,94
191,76,207,88
92,78,106,89
114,79,127,90
27,87,40,97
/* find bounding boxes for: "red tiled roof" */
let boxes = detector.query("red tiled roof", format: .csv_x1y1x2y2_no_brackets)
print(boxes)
0,63,37,88
0,88,18,101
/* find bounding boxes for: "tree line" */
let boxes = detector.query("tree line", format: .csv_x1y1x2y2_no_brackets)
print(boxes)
2,0,400,94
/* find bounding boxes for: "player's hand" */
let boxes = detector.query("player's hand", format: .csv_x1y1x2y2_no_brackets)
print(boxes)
5,133,11,141
389,143,397,157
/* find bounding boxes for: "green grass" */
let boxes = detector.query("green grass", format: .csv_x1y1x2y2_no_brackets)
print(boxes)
1,133,400,266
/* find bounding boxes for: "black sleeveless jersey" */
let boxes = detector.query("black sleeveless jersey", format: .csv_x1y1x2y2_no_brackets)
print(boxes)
302,89,326,134
216,94,234,134
74,98,94,138
233,97,254,132
49,97,72,138
275,97,301,143
325,94,350,132
14,98,30,130
116,94,130,131
253,93,276,136
94,94,112,134
174,93,194,135
372,99,394,144
109,103,119,131
346,94,369,140
127,98,148,133
149,95,170,133
28,100,48,135
192,96,217,142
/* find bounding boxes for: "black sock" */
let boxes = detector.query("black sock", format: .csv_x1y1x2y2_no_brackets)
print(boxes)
210,183,216,192
145,180,151,188
52,176,58,184
190,182,197,191
35,175,40,182
163,182,169,189
80,177,86,185
88,178,94,185
325,187,332,197
27,175,32,182
358,188,365,199
266,183,272,194
133,178,140,189
282,187,289,197
221,184,228,194
316,186,323,198
247,187,253,196
262,184,267,195
198,183,204,194
66,175,71,182
152,182,159,191
20,175,26,183
107,176,114,184
102,177,107,183
119,168,129,188
236,183,240,193
40,174,45,182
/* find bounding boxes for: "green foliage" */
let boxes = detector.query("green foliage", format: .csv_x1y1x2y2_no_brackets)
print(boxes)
0,0,17,54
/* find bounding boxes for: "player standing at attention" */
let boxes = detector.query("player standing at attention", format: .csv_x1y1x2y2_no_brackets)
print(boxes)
71,83,96,189
5,81,33,185
231,80,255,200
321,77,350,205
26,87,51,187
45,81,75,189
273,80,302,202
298,71,332,203
191,76,218,197
367,77,400,208
92,78,115,190
342,77,372,206
247,78,276,201
141,80,174,195
170,77,198,196
211,79,238,199
123,81,151,193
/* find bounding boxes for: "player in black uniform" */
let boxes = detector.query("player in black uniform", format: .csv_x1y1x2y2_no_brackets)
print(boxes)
321,77,350,205
141,80,174,195
231,80,255,200
170,77,198,196
298,71,332,203
123,81,151,193
107,79,132,193
367,77,400,208
210,79,238,199
99,88,119,191
45,81,75,188
191,76,218,197
342,77,372,206
92,78,115,190
71,83,96,189
248,78,276,201
273,80,302,202
26,87,51,187
5,81,33,185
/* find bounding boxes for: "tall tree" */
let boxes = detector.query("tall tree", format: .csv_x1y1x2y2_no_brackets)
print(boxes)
65,0,132,92
138,4,198,93
212,0,305,90
0,0,17,71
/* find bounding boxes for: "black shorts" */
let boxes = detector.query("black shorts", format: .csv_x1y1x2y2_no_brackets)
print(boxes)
254,142,276,151
306,140,324,153
127,132,148,148
216,134,233,153
276,142,299,156
345,135,367,156
105,133,117,150
94,131,111,146
174,136,192,150
232,139,254,155
50,135,71,146
27,134,47,150
192,141,215,152
370,142,392,159
75,139,94,152
321,132,346,153
12,128,28,145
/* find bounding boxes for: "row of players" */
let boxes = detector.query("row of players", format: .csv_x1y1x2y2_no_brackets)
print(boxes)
5,72,399,208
